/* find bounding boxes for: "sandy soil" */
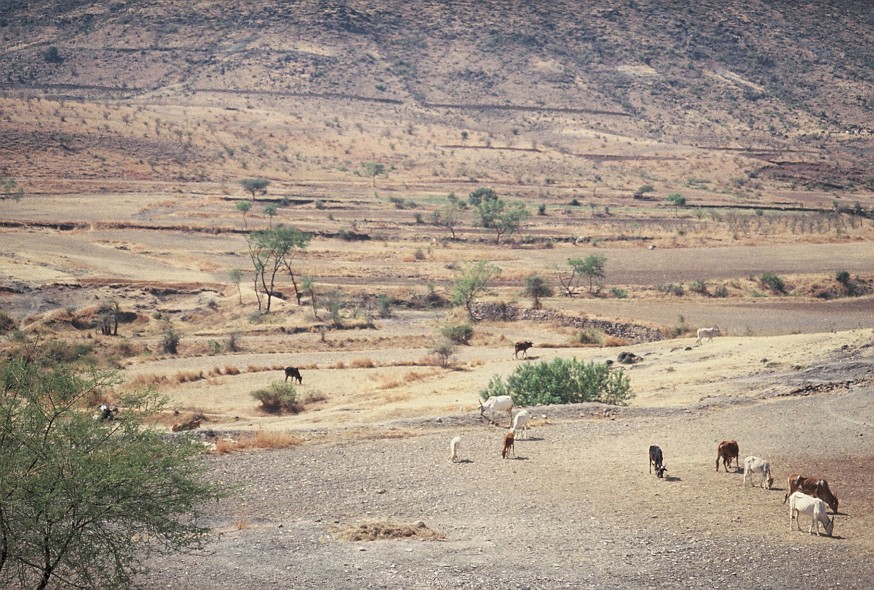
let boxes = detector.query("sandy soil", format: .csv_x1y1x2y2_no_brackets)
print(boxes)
135,337,874,589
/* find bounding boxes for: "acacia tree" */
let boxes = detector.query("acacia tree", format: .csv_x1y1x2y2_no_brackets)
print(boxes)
235,200,251,228
431,194,466,239
239,178,270,200
1,177,24,202
557,254,607,296
524,275,554,309
245,226,312,313
0,350,223,590
468,188,528,243
666,193,686,217
451,260,501,319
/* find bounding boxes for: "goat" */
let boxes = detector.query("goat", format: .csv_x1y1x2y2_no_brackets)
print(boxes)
449,436,462,463
716,439,739,472
696,326,721,345
788,491,834,536
512,408,530,439
284,366,303,384
782,475,839,514
743,456,773,489
514,340,533,359
479,395,515,427
97,403,118,422
649,445,667,478
501,430,515,459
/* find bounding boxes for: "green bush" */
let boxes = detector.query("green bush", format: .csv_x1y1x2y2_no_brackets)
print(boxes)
252,382,301,414
759,272,785,294
610,287,628,299
576,329,603,345
441,323,474,344
479,357,633,406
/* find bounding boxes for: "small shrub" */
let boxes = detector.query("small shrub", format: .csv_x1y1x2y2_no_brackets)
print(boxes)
689,280,707,294
207,340,222,355
441,323,474,344
430,338,456,367
252,382,301,414
350,357,375,368
161,327,180,354
537,204,547,215
0,310,18,334
610,287,628,299
759,272,785,294
576,329,602,346
376,294,393,318
714,285,729,298
226,332,241,352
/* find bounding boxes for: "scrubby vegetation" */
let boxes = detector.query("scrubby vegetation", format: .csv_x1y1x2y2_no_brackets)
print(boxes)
480,357,633,406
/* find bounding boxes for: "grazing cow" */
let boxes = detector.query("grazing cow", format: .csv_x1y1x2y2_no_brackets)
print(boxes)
479,395,515,427
716,440,739,472
649,445,667,478
743,456,774,489
788,492,834,536
284,366,303,384
514,340,533,359
696,326,721,345
512,408,530,439
502,430,515,459
449,436,462,463
782,475,839,514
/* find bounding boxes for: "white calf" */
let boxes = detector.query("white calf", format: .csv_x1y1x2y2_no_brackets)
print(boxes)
479,395,515,427
512,409,530,439
743,456,774,489
449,436,462,463
788,491,834,537
696,326,721,345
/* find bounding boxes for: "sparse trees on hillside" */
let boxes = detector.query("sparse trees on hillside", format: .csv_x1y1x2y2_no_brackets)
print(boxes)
245,226,312,313
431,194,466,239
468,187,528,243
239,178,270,200
524,275,554,309
667,193,687,216
362,162,385,186
1,177,24,202
451,260,501,319
235,200,251,228
557,255,607,296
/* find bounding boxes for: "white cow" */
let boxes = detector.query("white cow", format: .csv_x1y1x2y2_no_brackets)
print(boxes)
449,436,462,463
743,456,774,489
479,395,514,427
695,326,721,345
512,409,530,439
788,491,834,536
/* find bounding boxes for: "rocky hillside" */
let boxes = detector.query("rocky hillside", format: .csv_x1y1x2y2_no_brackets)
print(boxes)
1,0,872,193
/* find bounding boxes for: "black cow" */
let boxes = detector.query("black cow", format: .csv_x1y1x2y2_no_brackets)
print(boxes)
649,445,667,478
514,341,533,359
284,367,303,384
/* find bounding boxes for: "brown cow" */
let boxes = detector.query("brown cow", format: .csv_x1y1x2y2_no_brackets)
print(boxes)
501,430,515,459
782,474,839,514
716,440,739,472
284,366,303,384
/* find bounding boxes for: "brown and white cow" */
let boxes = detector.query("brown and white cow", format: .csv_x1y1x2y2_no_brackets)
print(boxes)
716,439,739,472
782,474,839,514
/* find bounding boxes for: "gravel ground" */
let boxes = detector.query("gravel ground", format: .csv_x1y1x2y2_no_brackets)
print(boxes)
138,350,874,590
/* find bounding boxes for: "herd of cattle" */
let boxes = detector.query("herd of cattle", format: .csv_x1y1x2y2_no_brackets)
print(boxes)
470,395,841,538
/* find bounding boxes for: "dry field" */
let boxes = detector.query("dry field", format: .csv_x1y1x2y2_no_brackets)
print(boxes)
1,2,873,585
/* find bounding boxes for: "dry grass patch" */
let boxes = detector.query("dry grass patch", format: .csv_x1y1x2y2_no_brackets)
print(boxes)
603,335,631,347
350,357,375,368
334,521,445,542
215,430,304,454
175,369,205,383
